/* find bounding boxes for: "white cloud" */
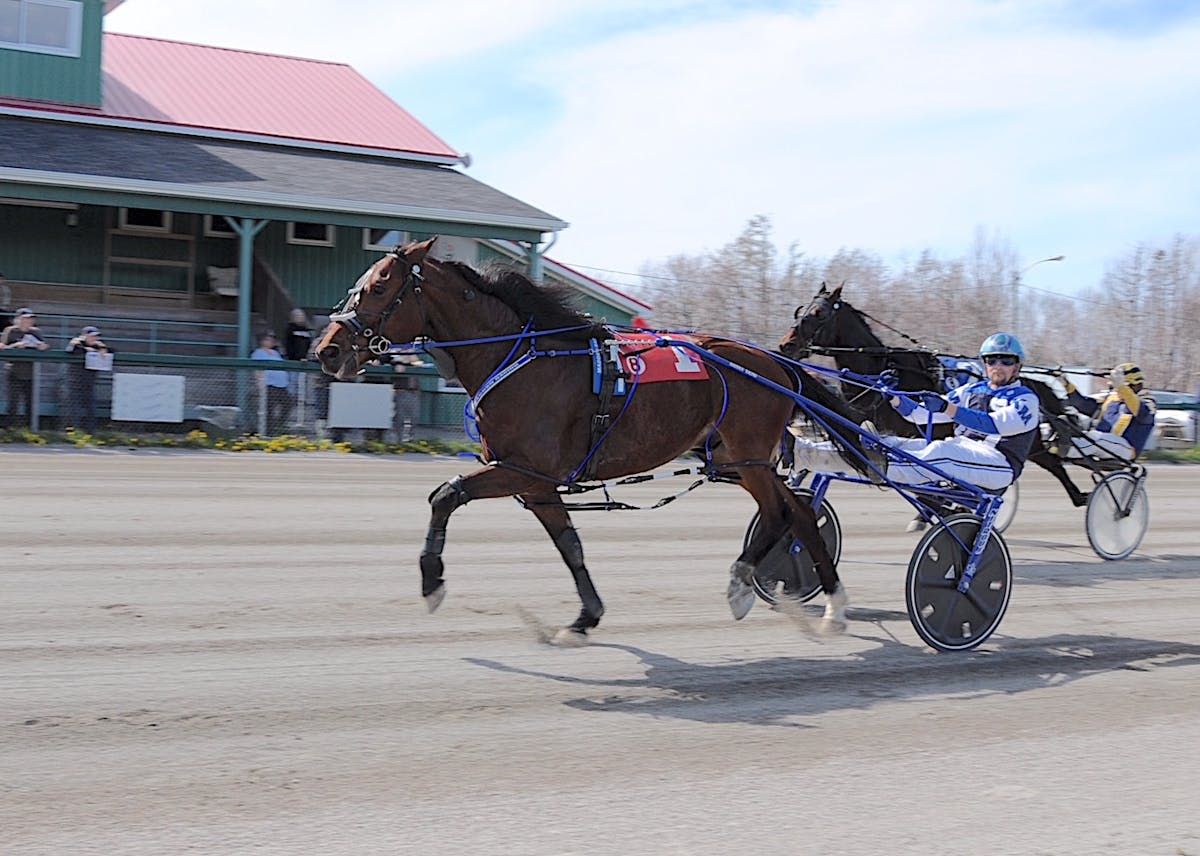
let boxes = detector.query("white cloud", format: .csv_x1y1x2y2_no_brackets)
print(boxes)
467,0,1200,292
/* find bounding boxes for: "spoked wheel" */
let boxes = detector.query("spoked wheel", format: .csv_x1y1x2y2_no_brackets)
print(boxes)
744,488,842,605
993,479,1019,534
1085,471,1148,561
906,513,1013,652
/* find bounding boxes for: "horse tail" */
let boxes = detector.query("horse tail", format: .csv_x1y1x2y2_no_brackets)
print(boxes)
777,358,874,479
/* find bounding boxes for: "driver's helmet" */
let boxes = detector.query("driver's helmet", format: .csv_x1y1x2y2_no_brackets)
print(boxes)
979,332,1025,363
1117,362,1144,390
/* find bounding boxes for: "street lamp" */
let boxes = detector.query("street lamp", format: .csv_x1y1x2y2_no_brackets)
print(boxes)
1012,255,1065,331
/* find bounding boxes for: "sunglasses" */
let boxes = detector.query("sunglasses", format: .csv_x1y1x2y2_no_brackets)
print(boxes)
983,355,1018,367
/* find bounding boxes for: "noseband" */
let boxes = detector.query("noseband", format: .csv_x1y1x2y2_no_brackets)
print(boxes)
329,252,425,355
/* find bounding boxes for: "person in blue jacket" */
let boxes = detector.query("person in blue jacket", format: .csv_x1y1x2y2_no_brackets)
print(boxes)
791,333,1041,492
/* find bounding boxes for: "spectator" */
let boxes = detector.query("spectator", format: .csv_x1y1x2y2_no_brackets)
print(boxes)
285,308,313,361
1,307,50,426
250,331,291,434
64,325,114,432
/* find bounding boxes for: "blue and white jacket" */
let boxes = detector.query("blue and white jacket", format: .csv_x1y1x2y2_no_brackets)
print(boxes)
894,379,1042,477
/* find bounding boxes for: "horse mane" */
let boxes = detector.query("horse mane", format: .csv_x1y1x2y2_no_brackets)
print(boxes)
839,301,941,385
442,261,606,339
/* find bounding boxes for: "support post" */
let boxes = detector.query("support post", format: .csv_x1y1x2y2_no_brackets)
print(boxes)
225,217,269,428
30,360,40,432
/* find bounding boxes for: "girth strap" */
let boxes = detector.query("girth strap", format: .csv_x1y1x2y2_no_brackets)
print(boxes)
582,340,627,481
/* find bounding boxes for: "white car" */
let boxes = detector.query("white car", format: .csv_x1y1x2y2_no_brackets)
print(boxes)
1149,390,1199,449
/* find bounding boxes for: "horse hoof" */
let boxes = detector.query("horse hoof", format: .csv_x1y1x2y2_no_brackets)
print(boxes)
819,617,847,635
906,518,927,533
424,584,446,613
821,583,848,633
727,578,756,621
552,627,589,647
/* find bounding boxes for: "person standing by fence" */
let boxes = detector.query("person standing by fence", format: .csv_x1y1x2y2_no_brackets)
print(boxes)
250,331,292,435
1,308,49,426
64,325,114,432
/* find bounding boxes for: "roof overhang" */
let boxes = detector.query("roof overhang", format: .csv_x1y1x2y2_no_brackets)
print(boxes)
0,114,568,243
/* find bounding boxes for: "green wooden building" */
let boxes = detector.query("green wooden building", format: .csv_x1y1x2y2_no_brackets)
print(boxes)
0,0,646,357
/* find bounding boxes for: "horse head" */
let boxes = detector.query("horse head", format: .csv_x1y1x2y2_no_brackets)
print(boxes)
779,283,845,358
315,238,438,379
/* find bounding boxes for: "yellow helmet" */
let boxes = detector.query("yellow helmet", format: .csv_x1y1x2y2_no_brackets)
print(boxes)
1117,362,1144,389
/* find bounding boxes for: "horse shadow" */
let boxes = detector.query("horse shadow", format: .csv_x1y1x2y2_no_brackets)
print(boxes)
466,632,1200,729
1013,553,1200,588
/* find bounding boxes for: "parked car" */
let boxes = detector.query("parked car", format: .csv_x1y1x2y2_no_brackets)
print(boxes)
1148,389,1199,448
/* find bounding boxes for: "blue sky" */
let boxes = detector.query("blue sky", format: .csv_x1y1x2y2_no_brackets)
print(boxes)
107,0,1200,298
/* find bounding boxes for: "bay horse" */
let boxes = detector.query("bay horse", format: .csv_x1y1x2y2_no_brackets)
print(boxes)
314,239,872,644
780,283,1091,508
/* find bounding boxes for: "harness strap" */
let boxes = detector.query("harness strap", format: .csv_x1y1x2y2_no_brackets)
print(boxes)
582,344,627,481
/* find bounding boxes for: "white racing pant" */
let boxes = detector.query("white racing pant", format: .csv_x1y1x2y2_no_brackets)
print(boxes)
1066,429,1135,462
792,436,1015,491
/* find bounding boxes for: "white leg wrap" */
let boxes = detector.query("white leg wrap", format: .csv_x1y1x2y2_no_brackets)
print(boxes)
820,583,848,634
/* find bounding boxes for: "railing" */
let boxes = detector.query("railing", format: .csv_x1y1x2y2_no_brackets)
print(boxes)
20,314,242,356
0,350,468,440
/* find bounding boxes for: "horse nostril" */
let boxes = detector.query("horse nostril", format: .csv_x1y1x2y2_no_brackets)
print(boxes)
318,343,340,363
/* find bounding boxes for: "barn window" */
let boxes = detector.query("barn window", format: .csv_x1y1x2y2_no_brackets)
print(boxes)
363,228,407,251
0,0,83,57
287,222,335,247
203,215,238,238
118,207,173,233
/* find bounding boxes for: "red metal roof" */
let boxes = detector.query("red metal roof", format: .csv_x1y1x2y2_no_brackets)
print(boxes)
94,33,458,158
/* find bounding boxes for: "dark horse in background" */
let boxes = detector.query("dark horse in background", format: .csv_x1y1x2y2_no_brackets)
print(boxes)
779,283,1091,509
315,239,873,644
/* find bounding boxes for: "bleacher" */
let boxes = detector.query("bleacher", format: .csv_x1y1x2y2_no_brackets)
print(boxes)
3,282,266,358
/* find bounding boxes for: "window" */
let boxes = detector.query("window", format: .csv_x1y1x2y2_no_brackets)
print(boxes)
118,207,172,233
203,215,238,238
287,222,335,247
0,0,82,57
363,228,407,251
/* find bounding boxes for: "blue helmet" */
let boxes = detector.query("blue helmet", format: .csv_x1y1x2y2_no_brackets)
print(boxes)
979,332,1025,362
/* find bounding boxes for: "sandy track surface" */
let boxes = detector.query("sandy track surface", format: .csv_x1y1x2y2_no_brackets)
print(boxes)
3,450,1198,855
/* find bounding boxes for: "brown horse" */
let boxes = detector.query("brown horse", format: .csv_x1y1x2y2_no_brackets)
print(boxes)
781,283,1092,508
314,239,871,643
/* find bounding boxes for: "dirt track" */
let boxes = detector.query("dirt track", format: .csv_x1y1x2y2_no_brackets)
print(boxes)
3,450,1198,856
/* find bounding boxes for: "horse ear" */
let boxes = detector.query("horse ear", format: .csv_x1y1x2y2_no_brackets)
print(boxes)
405,236,438,264
830,284,843,301
818,282,829,294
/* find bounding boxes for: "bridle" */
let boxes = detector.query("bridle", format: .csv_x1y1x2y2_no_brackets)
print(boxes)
329,250,426,356
788,291,841,355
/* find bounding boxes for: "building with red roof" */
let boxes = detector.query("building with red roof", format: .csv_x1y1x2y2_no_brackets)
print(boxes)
1,0,650,366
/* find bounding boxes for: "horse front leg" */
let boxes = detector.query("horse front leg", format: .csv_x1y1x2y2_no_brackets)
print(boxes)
521,492,604,646
420,465,537,611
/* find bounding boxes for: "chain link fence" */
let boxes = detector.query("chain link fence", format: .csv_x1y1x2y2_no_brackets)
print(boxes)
0,351,468,442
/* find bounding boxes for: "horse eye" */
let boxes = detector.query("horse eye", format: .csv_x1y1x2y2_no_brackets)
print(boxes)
811,308,822,317
371,284,385,296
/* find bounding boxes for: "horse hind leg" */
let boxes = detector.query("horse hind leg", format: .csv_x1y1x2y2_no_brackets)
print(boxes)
522,492,604,646
725,466,794,621
778,479,848,634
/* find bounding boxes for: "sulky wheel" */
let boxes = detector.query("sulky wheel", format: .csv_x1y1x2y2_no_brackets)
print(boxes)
906,513,1013,652
1085,471,1149,561
992,479,1019,534
744,488,842,605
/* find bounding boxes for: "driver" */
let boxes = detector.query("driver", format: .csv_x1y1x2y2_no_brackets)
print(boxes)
1055,362,1156,461
790,333,1040,492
